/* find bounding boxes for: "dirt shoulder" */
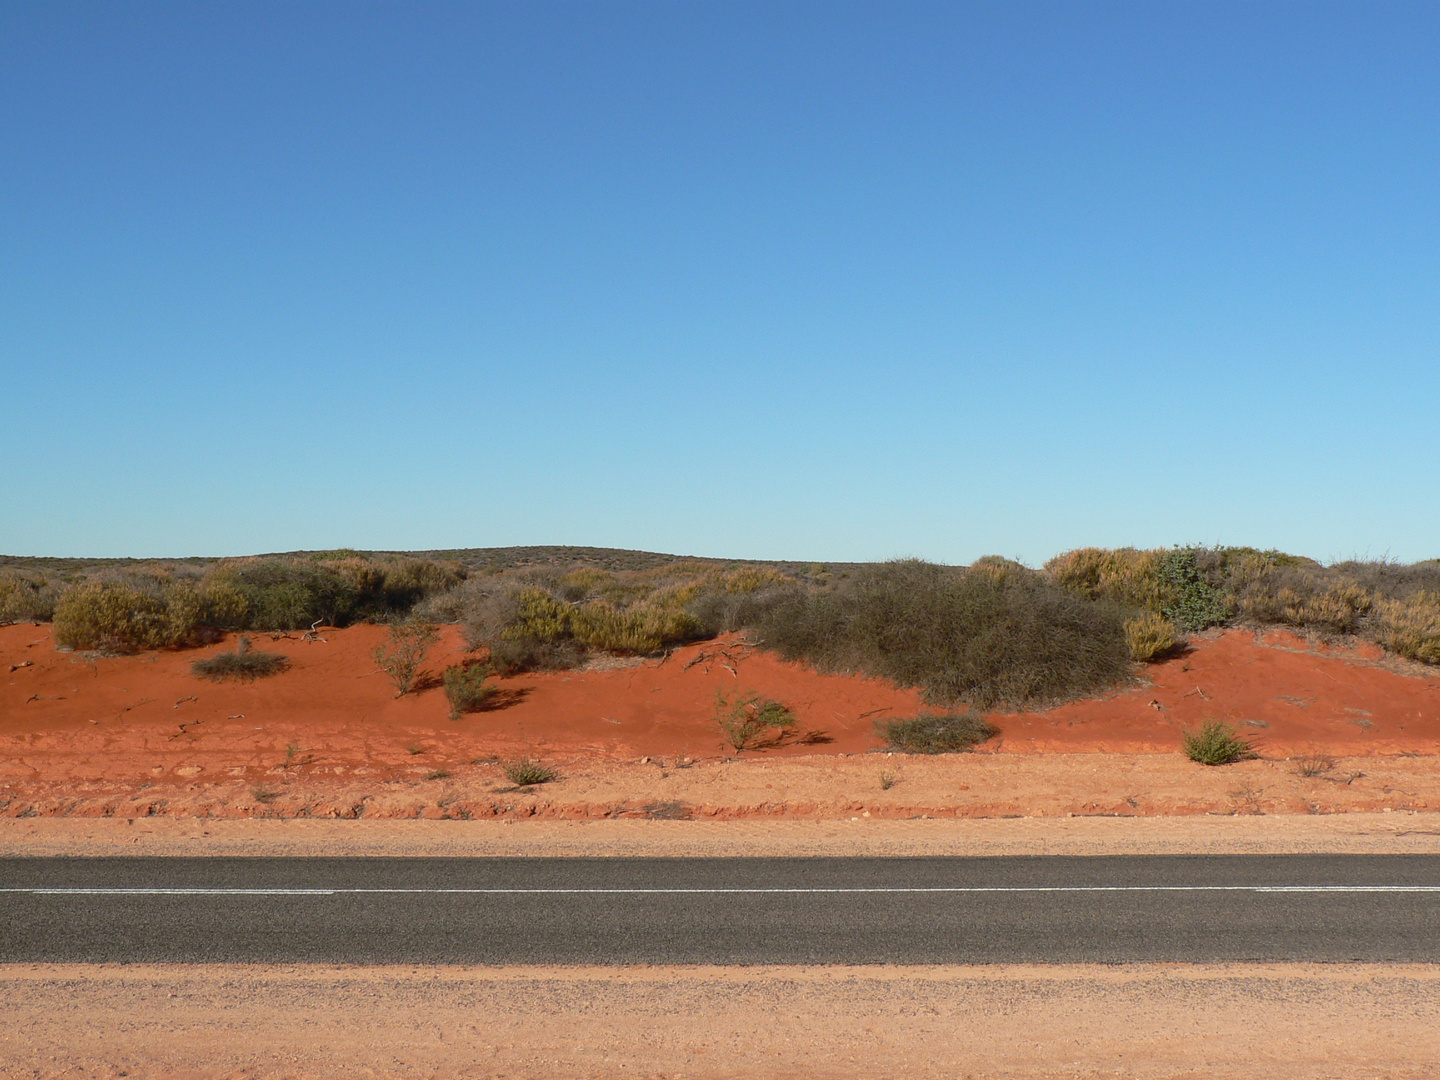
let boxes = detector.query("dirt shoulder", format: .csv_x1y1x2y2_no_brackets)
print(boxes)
5,810,1440,857
3,749,1437,823
5,962,1439,1079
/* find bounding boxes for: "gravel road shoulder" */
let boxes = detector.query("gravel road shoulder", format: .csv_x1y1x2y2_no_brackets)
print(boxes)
5,811,1440,857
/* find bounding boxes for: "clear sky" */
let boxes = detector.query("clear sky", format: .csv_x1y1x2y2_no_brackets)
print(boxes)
2,2,1436,565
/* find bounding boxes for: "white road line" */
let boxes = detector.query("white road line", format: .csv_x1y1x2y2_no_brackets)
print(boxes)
3,885,1439,895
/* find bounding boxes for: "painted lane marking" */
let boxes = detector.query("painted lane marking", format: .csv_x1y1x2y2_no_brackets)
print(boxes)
4,885,1439,896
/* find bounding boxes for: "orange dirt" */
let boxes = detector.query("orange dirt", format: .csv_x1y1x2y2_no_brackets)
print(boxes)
992,628,1440,755
2,622,1437,820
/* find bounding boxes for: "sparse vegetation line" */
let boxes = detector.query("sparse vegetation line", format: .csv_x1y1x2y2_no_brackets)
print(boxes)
4,545,1435,708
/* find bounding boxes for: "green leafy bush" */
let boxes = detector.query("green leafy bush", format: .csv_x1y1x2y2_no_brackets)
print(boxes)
714,689,797,750
1157,548,1231,631
756,559,1132,708
877,712,996,754
191,637,289,681
443,662,495,717
1182,721,1259,765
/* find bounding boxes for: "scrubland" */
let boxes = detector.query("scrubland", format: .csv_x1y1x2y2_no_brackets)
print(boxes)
5,543,1438,690
5,546,1440,1080
2,544,1437,822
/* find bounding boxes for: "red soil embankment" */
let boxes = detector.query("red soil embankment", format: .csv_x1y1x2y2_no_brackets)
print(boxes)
994,629,1440,755
2,622,1437,820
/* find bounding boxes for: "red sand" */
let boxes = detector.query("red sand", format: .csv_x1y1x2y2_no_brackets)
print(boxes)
0,624,928,764
4,623,1437,761
993,629,1440,755
1,622,1437,820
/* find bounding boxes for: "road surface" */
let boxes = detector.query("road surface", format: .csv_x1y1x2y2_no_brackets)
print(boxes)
3,854,1437,963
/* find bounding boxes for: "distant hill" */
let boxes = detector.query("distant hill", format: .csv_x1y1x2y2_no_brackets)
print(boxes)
0,546,864,578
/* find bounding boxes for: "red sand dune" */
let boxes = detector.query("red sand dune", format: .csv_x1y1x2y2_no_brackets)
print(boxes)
2,623,1438,781
3,622,1439,820
994,630,1440,756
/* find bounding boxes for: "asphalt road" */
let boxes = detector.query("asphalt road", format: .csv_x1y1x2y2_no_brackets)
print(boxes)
3,855,1438,964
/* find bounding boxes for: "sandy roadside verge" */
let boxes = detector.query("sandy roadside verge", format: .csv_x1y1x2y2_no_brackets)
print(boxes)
5,750,1439,822
5,811,1440,857
4,962,1439,1079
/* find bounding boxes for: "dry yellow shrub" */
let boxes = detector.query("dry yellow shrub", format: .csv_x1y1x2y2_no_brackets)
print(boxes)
560,567,611,594
503,587,573,642
1285,582,1371,634
570,600,700,653
1371,592,1440,664
53,580,197,652
321,557,387,594
0,574,53,622
711,566,792,593
1124,612,1177,661
1237,576,1372,634
1046,547,1168,612
198,580,251,626
968,556,1031,586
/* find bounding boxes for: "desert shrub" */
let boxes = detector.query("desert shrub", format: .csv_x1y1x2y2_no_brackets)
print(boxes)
756,559,1132,708
487,635,587,674
1156,547,1230,631
708,566,794,593
1332,559,1440,602
449,568,721,671
202,558,361,630
877,711,996,754
1182,721,1258,765
0,573,59,623
1287,582,1372,634
1045,547,1168,612
443,661,494,716
507,586,574,640
503,758,556,786
322,556,387,600
52,579,202,652
445,578,528,648
1045,544,1400,641
558,567,611,599
1194,546,1322,586
967,555,1031,587
197,579,252,627
687,581,802,636
1292,750,1335,777
191,637,289,681
372,620,439,696
714,689,797,751
370,557,466,613
571,598,703,653
1125,612,1178,661
1224,559,1368,636
1370,591,1440,664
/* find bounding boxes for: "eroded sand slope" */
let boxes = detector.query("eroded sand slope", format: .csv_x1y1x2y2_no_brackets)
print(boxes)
3,623,1439,819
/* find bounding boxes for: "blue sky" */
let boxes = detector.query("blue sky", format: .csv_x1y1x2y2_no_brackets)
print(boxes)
2,1,1437,564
